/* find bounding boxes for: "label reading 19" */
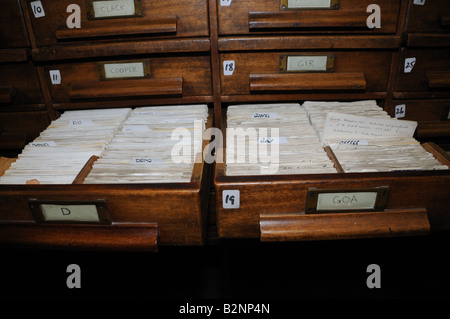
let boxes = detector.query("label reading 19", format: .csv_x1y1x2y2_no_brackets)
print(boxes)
223,190,240,209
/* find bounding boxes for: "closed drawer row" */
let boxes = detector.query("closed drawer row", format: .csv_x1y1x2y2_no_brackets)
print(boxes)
3,0,450,50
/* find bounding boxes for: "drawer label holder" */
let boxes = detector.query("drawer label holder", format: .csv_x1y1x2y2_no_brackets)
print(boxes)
98,60,151,80
280,54,335,73
305,186,389,214
29,199,111,224
280,0,339,10
87,0,143,20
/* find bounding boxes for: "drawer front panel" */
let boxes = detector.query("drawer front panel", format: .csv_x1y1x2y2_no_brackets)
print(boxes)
405,0,450,33
215,175,450,238
44,55,212,103
26,0,209,47
395,48,450,93
218,0,401,35
220,51,392,95
389,99,450,122
0,0,29,48
0,61,45,107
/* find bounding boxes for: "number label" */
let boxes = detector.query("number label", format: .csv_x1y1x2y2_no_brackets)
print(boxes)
220,0,232,6
49,70,61,85
395,104,406,118
223,60,235,76
223,190,240,209
413,0,426,5
404,57,416,73
30,1,45,18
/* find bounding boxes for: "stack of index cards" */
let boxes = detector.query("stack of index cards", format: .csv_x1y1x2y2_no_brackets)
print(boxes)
0,108,131,184
83,104,209,183
225,103,337,176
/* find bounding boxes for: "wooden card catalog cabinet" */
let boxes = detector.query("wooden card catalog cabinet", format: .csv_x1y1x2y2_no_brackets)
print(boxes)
44,54,212,109
217,0,401,35
23,0,209,47
220,51,391,98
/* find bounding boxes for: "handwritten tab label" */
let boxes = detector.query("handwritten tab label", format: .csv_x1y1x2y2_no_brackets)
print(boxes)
122,125,151,132
223,190,240,209
70,119,94,126
395,104,406,118
92,0,135,18
103,62,145,79
132,111,155,117
30,141,57,147
287,56,328,72
40,204,100,223
258,136,288,144
30,1,45,18
220,0,232,6
339,139,368,146
252,112,278,119
131,157,164,165
317,192,378,210
322,112,418,145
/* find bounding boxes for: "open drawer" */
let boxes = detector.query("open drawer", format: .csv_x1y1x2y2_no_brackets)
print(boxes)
23,0,209,47
0,107,213,251
214,104,450,242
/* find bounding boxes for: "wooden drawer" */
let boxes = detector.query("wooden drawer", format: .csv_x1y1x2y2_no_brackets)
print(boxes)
214,103,450,241
220,51,392,97
24,0,209,47
0,60,45,110
388,99,450,139
44,54,212,109
395,48,450,96
0,109,213,250
405,0,450,33
217,0,401,35
0,0,29,49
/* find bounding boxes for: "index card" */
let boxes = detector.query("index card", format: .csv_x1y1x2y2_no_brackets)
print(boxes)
322,112,418,145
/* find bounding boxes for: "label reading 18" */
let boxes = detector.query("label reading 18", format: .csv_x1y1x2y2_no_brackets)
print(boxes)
223,60,235,76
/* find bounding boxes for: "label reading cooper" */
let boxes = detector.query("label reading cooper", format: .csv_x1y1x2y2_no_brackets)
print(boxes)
103,62,145,79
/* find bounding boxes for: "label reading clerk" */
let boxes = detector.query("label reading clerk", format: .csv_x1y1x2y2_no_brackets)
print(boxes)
92,0,136,18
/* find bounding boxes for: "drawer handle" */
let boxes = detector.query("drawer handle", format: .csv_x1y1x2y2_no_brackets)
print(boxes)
417,123,450,138
426,71,450,89
260,209,430,242
0,86,15,104
56,16,177,40
249,73,366,92
249,11,368,30
69,78,183,99
0,222,159,252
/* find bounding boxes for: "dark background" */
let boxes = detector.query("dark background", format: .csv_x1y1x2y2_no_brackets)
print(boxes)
1,233,449,302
